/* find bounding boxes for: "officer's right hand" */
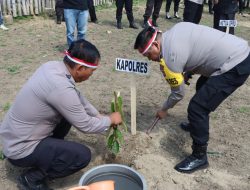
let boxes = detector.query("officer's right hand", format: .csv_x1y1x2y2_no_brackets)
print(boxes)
109,112,122,125
183,71,193,86
156,110,168,119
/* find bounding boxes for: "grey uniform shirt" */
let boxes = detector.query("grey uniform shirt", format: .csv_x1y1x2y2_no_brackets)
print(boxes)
161,22,250,110
0,61,111,159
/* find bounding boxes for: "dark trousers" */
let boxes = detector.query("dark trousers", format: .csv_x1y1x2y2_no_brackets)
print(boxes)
55,0,64,20
213,11,236,34
183,0,203,24
8,119,91,182
188,54,250,146
166,0,180,13
208,0,213,12
143,0,163,20
116,0,134,22
88,0,97,22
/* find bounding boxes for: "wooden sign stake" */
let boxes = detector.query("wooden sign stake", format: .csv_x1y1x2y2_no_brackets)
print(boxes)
130,76,137,135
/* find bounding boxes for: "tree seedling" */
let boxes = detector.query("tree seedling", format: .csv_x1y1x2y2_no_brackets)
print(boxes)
107,91,127,154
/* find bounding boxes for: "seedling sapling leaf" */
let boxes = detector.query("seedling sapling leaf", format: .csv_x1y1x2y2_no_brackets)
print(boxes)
107,91,127,154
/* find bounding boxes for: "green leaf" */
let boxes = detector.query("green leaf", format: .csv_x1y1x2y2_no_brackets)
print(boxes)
121,121,128,132
115,129,124,144
107,134,115,149
0,151,5,160
112,140,120,154
111,101,115,112
117,96,123,110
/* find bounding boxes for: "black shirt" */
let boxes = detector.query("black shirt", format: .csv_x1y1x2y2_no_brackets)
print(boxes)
63,0,88,11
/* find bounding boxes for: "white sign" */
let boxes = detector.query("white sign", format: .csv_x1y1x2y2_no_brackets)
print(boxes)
115,58,149,75
219,20,237,27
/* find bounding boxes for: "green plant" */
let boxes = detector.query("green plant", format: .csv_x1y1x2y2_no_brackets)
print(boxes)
0,151,5,160
238,106,250,113
107,91,127,154
3,102,11,112
7,65,21,74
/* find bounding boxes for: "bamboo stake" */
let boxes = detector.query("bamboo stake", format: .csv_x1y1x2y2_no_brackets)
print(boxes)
21,0,28,15
17,0,22,16
38,0,41,13
51,0,55,10
6,0,11,15
29,0,34,15
11,0,17,17
41,0,44,12
26,0,30,15
34,0,38,14
0,0,5,15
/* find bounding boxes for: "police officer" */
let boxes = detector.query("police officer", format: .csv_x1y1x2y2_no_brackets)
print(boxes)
213,0,239,34
116,0,138,29
142,0,163,27
183,0,204,24
134,23,250,173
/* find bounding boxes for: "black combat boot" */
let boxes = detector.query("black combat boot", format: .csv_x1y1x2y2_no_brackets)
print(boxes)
17,174,53,190
174,144,209,173
56,15,62,24
179,122,191,132
117,21,123,29
129,21,138,29
152,17,158,27
142,18,149,28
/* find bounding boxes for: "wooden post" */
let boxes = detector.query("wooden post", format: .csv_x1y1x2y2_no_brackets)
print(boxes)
226,26,229,34
2,0,7,15
26,0,30,15
12,0,17,17
6,0,11,15
21,0,28,15
17,0,22,16
34,0,38,14
41,0,45,12
130,76,137,135
29,0,34,15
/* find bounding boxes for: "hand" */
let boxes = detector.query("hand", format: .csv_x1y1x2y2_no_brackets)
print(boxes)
183,71,193,86
109,112,122,125
156,110,168,119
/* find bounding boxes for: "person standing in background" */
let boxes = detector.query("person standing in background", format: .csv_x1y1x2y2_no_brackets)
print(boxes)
213,0,238,34
0,10,8,30
88,0,98,23
183,0,204,24
63,0,89,47
165,0,181,19
238,0,246,16
55,0,64,24
142,0,163,28
115,0,138,29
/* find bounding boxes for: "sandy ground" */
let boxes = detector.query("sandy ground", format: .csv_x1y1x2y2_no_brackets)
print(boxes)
0,3,250,190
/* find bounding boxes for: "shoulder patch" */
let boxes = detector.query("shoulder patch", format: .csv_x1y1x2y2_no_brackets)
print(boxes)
159,59,184,87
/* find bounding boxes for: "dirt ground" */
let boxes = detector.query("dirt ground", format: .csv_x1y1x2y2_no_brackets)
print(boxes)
0,3,250,190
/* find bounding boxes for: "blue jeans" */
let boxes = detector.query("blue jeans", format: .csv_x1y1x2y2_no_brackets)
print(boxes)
0,11,3,25
64,9,89,47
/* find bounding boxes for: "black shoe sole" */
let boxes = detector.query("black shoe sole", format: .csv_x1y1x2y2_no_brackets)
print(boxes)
17,176,30,190
174,162,209,174
180,122,191,132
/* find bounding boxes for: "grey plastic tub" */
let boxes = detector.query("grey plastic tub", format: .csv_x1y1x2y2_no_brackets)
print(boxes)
79,164,147,190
